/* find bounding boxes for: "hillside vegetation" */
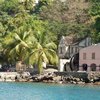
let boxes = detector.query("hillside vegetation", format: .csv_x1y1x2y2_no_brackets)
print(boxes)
0,0,100,72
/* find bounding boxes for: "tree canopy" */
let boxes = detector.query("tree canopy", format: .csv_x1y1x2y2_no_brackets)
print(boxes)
0,0,100,72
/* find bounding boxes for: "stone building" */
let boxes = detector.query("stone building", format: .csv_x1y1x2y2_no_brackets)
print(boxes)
58,35,92,72
79,43,100,72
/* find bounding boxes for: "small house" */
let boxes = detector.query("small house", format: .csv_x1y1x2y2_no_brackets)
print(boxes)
79,44,100,72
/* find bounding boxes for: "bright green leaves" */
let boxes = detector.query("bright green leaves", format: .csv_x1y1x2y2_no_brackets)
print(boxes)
91,17,100,43
28,32,58,73
0,0,19,14
89,0,100,16
89,0,100,43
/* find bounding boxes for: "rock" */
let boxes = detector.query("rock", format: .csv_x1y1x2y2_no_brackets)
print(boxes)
88,72,100,83
93,82,100,85
22,72,30,78
53,76,61,81
31,72,55,82
73,78,80,82
72,81,77,84
78,81,85,85
64,77,71,82
58,81,63,84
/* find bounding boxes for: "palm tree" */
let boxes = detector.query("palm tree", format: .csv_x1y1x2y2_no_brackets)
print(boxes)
2,28,58,73
2,28,35,71
28,31,58,73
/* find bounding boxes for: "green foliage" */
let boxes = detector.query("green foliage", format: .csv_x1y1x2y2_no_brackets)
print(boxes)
89,0,100,43
28,31,58,73
89,0,100,16
2,30,33,62
0,0,19,14
0,0,58,73
0,0,100,72
37,0,91,44
34,0,53,13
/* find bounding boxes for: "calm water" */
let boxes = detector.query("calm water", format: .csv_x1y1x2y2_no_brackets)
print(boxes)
0,82,100,100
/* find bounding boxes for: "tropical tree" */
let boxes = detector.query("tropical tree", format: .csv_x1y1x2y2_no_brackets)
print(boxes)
36,0,91,45
19,0,36,12
89,0,100,43
2,27,35,70
2,26,58,73
28,31,58,73
0,0,19,15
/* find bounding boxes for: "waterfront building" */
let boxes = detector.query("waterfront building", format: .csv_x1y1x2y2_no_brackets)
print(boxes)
58,34,92,72
79,43,100,72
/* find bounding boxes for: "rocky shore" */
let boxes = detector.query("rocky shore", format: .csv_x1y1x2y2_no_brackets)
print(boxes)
29,72,100,85
0,71,100,85
0,72,30,82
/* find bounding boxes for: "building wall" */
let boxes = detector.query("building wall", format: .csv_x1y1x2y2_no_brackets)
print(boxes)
58,36,92,72
58,37,68,58
58,37,91,59
79,45,100,67
78,37,92,47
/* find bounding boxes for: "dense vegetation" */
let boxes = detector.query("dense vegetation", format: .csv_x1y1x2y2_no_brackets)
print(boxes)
0,0,100,72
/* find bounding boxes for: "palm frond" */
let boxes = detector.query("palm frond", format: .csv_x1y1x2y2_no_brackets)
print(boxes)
14,33,21,41
20,41,29,48
41,51,49,63
45,49,58,65
45,42,57,49
28,49,39,64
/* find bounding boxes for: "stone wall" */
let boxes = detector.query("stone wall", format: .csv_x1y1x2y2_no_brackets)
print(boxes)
0,72,30,82
55,72,88,79
88,72,100,82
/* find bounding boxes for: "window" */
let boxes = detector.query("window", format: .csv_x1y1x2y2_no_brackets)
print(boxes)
92,52,95,59
60,47,63,54
83,53,86,60
90,63,96,71
71,47,73,53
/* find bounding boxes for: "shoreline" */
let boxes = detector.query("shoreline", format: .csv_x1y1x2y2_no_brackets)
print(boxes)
0,71,100,86
0,81,100,87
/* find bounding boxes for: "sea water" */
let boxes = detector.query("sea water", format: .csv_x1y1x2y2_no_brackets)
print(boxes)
0,82,100,100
